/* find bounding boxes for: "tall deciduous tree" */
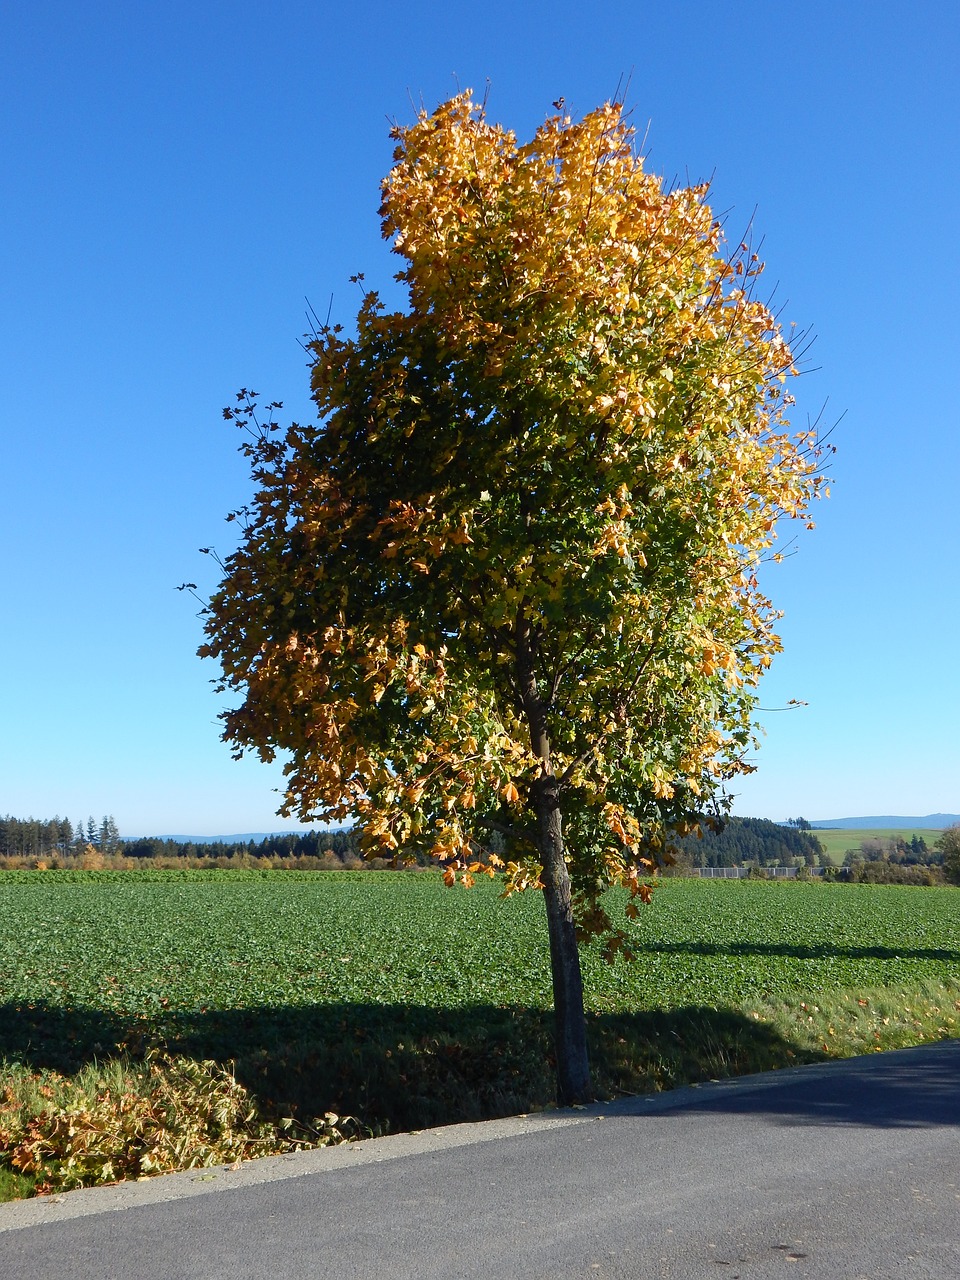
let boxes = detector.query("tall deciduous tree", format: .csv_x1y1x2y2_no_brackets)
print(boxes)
201,94,828,1104
938,825,960,884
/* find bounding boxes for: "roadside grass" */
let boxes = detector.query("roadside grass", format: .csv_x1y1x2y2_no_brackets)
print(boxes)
1,872,958,1200
0,1166,34,1201
745,975,960,1058
813,827,944,865
0,1052,352,1197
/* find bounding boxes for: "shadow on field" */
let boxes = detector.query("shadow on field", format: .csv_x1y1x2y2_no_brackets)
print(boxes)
629,941,960,963
0,999,831,1134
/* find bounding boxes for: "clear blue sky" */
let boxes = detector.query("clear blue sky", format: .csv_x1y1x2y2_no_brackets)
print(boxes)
3,2,957,835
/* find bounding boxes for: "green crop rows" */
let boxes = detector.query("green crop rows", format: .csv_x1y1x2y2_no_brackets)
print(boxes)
1,871,957,1029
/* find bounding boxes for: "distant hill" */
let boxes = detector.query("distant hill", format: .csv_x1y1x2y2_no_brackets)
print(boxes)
810,814,959,830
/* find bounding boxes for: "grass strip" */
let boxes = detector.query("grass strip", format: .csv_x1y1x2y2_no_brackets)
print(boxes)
2,977,957,1201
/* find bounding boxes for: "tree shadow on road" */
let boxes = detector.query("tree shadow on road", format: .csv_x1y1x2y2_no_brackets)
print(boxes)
631,1039,960,1129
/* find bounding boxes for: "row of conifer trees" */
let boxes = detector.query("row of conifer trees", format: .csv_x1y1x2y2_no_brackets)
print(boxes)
0,814,120,858
2,812,825,868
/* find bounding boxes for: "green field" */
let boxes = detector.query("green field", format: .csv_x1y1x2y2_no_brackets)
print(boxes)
2,870,958,1018
1,870,958,1194
812,827,944,864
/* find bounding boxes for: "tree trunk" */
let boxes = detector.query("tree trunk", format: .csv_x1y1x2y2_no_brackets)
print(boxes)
515,610,592,1105
532,773,593,1105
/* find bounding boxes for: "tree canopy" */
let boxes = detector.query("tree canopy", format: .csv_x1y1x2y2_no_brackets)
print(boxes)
201,93,828,1101
938,825,960,884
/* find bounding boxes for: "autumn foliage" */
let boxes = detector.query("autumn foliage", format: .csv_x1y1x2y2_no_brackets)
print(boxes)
201,93,827,1101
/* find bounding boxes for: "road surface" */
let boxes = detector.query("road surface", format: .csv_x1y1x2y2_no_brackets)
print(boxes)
1,1040,957,1278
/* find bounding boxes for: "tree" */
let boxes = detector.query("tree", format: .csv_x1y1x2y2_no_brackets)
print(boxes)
938,825,960,885
98,814,121,854
201,93,827,1104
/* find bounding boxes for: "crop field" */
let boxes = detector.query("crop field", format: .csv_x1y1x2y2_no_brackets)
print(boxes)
2,870,957,1019
812,827,944,864
1,870,958,1195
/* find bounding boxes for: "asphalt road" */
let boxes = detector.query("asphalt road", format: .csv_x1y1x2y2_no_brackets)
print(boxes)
1,1040,958,1278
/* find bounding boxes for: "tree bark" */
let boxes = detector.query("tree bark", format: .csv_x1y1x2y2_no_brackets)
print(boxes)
531,773,593,1105
516,611,592,1106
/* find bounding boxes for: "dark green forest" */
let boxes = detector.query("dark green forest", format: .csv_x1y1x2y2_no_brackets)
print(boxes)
0,814,119,859
120,827,363,863
0,815,361,865
672,816,823,868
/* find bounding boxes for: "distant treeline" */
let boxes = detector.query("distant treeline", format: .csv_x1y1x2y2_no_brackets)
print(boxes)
836,833,945,885
2,812,947,878
4,812,821,869
672,816,823,868
121,829,363,863
0,816,363,865
675,820,949,882
842,834,936,866
0,814,120,859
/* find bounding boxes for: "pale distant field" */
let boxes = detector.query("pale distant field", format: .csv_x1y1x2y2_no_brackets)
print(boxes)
813,828,944,865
